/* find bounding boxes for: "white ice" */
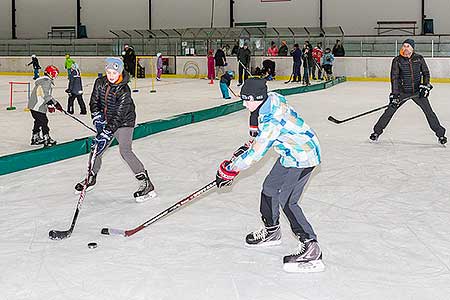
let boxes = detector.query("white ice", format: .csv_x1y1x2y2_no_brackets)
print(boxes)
1,77,450,300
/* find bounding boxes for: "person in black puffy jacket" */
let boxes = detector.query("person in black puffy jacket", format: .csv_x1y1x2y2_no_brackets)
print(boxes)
74,57,157,202
370,39,447,145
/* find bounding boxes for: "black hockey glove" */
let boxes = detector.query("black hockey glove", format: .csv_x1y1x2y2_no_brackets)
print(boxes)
389,93,401,108
232,140,254,160
419,83,433,98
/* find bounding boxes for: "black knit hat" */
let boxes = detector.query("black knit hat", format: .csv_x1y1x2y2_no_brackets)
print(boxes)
403,38,415,49
240,78,268,102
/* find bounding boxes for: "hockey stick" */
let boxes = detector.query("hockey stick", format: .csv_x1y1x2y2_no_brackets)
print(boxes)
327,94,419,124
101,180,216,237
59,108,96,133
284,73,293,84
238,60,254,78
49,145,98,240
228,86,239,98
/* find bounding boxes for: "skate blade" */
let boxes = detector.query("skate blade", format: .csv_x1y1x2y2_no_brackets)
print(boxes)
283,260,325,273
135,191,158,203
245,239,282,248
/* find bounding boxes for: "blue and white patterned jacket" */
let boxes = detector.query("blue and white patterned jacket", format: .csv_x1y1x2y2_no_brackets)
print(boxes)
232,92,321,171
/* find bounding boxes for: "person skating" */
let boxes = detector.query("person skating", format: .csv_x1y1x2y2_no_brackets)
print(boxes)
64,53,75,80
74,58,157,202
214,47,227,79
215,78,324,273
28,65,63,147
369,39,447,145
122,44,136,77
321,48,334,81
156,53,163,81
65,63,87,115
237,43,251,86
301,47,311,86
27,54,41,80
312,42,323,80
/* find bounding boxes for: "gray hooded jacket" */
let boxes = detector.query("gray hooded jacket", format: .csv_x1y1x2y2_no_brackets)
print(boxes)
28,76,56,113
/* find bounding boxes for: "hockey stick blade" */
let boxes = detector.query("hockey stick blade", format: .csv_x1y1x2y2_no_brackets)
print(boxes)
49,229,72,240
100,227,126,236
327,115,342,124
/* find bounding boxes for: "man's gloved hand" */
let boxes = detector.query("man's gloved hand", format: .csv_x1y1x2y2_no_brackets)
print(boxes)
389,93,401,108
419,83,433,98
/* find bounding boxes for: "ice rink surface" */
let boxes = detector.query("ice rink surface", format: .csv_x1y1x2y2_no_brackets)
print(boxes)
1,77,450,300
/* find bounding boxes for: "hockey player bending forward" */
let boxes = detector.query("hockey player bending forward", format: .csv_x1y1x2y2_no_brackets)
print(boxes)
215,78,324,273
370,39,447,145
74,58,157,202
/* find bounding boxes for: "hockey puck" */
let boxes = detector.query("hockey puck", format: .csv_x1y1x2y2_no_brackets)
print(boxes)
87,242,98,249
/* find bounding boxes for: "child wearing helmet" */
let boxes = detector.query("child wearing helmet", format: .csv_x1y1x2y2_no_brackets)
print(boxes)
27,65,63,147
27,54,41,80
219,70,234,99
65,63,87,114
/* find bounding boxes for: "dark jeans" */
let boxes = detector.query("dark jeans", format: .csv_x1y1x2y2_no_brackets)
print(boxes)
373,94,446,137
260,158,317,241
67,94,87,114
30,110,50,135
312,62,322,79
293,61,302,82
238,64,249,84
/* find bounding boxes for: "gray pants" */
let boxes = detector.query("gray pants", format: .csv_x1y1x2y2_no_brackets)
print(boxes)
260,158,317,241
92,127,145,175
373,94,446,137
215,66,225,78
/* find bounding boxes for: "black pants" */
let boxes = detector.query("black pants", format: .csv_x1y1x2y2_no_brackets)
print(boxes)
260,159,317,241
312,62,322,79
67,94,87,114
238,64,249,84
292,61,302,82
30,110,50,135
323,65,332,76
373,94,446,137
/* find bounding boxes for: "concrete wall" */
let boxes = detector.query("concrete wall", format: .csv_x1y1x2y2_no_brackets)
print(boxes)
2,56,450,79
2,1,450,39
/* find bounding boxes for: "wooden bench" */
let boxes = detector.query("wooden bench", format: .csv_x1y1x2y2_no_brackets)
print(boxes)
47,26,76,39
375,21,418,35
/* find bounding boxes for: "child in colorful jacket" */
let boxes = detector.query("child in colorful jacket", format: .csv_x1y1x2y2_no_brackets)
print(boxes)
215,78,324,273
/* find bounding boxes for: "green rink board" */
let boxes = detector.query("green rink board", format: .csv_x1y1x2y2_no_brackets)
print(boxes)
0,77,346,176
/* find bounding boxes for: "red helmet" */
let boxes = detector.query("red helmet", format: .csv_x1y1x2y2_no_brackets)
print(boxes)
44,65,59,79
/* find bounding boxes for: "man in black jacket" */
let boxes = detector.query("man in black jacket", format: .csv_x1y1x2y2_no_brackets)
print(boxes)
74,58,157,202
122,44,136,77
369,39,447,145
237,43,251,86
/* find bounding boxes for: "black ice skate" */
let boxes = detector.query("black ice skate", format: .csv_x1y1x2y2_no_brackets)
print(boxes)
438,136,447,146
134,170,157,203
283,239,325,273
369,132,379,143
245,225,281,247
43,134,57,147
31,133,44,146
74,172,97,194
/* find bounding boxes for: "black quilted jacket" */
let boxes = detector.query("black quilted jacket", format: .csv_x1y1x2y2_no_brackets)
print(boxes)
89,72,136,133
391,52,430,95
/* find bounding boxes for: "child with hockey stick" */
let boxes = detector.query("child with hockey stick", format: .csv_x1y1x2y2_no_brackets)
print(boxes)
74,57,157,202
65,63,87,115
219,70,234,100
321,48,334,81
28,65,63,147
215,78,324,273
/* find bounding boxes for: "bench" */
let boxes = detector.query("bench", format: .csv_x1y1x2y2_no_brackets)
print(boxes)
375,21,418,35
47,26,76,39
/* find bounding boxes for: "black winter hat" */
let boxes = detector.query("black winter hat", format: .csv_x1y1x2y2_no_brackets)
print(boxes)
240,78,268,102
403,38,415,49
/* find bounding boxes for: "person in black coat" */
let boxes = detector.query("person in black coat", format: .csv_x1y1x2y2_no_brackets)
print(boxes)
122,44,136,77
237,43,251,86
290,43,302,83
214,47,227,79
369,39,447,145
278,41,289,56
65,63,87,114
73,58,157,202
332,39,345,57
27,54,41,80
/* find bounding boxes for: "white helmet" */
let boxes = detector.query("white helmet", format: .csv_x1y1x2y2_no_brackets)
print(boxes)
31,54,36,58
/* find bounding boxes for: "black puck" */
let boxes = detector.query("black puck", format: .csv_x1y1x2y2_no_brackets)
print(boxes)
88,242,98,249
101,228,109,235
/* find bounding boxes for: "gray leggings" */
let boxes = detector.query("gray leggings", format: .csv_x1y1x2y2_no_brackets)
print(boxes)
92,127,145,175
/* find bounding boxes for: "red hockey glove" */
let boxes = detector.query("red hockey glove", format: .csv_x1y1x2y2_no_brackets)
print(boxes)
216,160,240,188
